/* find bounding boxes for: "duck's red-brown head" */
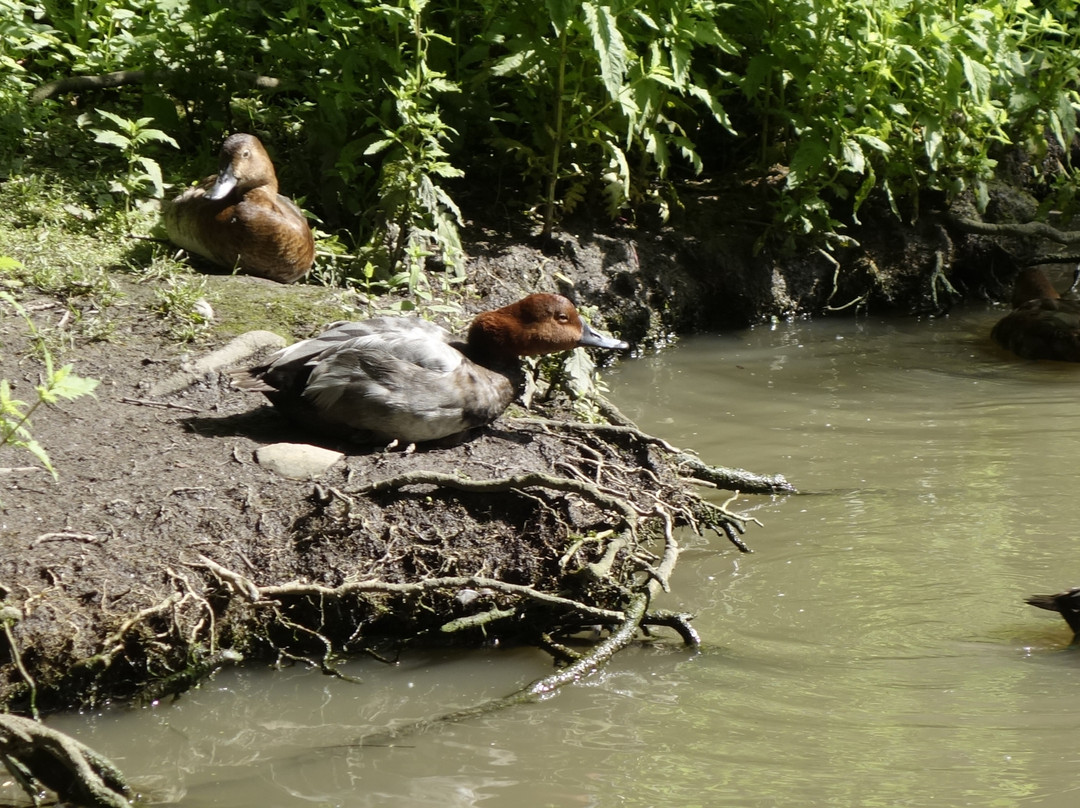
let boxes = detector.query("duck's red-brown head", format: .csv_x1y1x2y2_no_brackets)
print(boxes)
1011,267,1060,306
466,294,628,364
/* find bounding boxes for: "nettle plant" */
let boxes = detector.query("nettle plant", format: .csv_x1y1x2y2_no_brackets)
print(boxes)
728,0,1080,245
0,282,99,480
482,0,736,234
84,109,178,218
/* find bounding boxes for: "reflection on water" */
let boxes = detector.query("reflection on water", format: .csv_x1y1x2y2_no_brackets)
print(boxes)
33,305,1080,807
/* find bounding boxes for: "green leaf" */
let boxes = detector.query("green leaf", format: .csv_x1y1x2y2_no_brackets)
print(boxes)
364,138,396,156
91,129,132,151
545,0,575,35
959,52,991,102
840,138,865,174
854,133,891,155
583,1,627,101
491,50,534,77
136,156,166,198
41,364,99,402
0,257,24,274
787,138,829,189
562,348,598,400
923,124,944,170
21,438,57,480
137,128,180,149
94,108,132,131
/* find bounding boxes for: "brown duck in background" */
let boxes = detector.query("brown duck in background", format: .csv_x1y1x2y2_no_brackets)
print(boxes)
1026,588,1080,636
991,267,1080,361
164,133,315,283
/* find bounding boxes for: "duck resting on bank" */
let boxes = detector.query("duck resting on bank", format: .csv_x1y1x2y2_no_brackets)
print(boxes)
991,267,1080,362
232,293,630,445
1026,588,1080,636
164,133,315,283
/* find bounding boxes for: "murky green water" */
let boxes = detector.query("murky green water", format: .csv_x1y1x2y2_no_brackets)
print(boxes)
35,305,1080,806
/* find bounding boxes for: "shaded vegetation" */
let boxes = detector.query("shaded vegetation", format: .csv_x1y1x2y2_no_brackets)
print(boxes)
2,0,1077,288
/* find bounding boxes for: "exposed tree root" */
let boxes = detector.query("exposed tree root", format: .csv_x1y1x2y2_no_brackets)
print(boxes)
507,416,796,494
945,211,1080,246
0,715,132,808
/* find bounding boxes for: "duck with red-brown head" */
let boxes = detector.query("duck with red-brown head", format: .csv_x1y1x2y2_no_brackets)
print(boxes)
232,294,629,445
991,267,1080,362
164,133,315,283
466,294,625,363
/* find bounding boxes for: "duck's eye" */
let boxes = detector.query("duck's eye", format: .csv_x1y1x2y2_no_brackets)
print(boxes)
555,312,569,323
242,149,251,159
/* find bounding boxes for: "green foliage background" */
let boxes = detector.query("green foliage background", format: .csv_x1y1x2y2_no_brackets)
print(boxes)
1,0,1078,278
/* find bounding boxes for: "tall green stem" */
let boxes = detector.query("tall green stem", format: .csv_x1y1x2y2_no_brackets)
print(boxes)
543,26,569,239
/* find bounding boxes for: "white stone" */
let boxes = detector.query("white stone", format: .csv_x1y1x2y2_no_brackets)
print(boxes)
255,443,343,480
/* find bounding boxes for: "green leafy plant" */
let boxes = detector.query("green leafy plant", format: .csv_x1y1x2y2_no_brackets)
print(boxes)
0,284,99,479
151,274,212,342
484,0,736,234
359,0,466,283
84,108,178,217
727,0,1080,246
7,0,1080,273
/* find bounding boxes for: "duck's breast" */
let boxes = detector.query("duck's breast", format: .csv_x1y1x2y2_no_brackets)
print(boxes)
164,184,313,282
223,189,315,282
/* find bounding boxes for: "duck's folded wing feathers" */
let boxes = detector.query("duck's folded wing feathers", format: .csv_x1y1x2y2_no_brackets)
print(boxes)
232,318,460,393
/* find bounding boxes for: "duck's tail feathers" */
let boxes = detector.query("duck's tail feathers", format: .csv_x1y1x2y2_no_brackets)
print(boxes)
1026,594,1062,612
229,367,276,393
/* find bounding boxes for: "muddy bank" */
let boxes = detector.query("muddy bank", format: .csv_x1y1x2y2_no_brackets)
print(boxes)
0,257,793,719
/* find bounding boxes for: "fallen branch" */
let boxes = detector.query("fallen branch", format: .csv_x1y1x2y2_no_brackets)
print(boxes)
118,396,201,413
31,531,102,547
529,591,648,694
32,68,281,103
675,454,795,494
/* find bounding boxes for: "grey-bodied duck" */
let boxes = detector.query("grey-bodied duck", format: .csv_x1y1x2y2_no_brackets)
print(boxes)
232,294,629,445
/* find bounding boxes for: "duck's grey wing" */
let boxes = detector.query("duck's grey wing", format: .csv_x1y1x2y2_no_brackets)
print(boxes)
232,318,455,394
302,345,512,443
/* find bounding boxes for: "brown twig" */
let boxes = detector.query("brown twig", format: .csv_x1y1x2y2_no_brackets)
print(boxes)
118,397,201,413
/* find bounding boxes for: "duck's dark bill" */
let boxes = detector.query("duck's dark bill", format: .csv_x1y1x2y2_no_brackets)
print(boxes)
578,321,629,351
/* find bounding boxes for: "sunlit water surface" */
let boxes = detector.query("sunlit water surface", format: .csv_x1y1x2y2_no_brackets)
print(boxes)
33,305,1080,807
